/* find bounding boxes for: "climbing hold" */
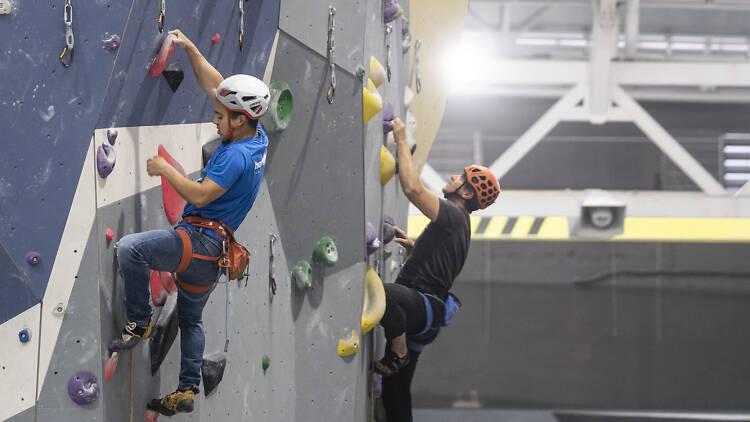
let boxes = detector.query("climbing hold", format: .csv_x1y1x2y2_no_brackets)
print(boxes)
312,236,338,268
404,86,414,109
366,222,381,256
291,260,312,289
370,56,386,88
383,0,402,23
363,78,383,124
211,33,220,44
262,355,270,372
67,371,100,405
162,62,184,93
157,145,187,225
337,330,360,357
105,228,114,242
361,266,386,334
53,302,65,317
149,270,168,306
201,351,226,397
356,65,366,80
96,143,116,178
149,33,177,77
382,215,396,244
380,146,396,185
144,409,160,422
0,0,11,14
104,352,119,382
150,293,178,375
382,103,394,134
264,80,293,132
26,251,41,266
101,34,121,51
106,129,118,146
18,328,31,343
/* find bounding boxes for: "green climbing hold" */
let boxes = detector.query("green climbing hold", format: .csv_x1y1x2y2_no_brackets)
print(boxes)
292,259,312,289
262,355,270,372
264,80,293,132
237,272,246,281
312,236,338,267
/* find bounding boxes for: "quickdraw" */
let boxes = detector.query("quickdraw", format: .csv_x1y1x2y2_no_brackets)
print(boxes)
414,39,422,94
326,6,336,104
385,24,393,82
158,0,166,33
59,0,74,68
268,234,277,296
238,0,244,51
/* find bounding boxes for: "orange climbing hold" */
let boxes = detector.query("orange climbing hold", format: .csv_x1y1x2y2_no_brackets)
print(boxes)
157,145,187,225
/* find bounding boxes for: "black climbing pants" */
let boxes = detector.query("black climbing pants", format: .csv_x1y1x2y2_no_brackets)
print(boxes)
380,282,428,340
382,347,421,422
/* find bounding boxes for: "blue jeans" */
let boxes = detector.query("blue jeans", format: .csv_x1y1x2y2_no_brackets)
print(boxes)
116,226,223,388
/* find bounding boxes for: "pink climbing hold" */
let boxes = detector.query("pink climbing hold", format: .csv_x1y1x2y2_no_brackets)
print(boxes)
104,352,119,382
144,409,160,422
149,33,177,77
211,33,220,44
105,229,114,242
157,145,187,225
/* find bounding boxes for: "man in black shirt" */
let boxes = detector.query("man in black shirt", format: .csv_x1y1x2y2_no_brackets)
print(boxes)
374,118,500,421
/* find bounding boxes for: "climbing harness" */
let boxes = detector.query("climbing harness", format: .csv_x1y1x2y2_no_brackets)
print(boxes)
326,6,336,104
158,0,166,33
385,24,393,82
238,0,244,51
414,39,422,94
268,233,277,296
406,291,462,352
59,0,74,68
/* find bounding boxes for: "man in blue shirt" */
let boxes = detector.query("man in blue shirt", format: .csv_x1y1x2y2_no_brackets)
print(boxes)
109,29,270,416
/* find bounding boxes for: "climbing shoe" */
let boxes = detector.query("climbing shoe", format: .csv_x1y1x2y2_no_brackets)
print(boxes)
107,319,154,354
372,350,410,377
147,385,199,416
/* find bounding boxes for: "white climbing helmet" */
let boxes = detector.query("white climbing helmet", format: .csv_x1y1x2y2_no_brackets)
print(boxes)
215,74,270,120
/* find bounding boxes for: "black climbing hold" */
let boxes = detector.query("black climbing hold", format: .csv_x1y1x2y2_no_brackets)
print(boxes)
202,138,221,168
162,63,184,93
201,351,227,397
149,293,178,376
18,328,31,343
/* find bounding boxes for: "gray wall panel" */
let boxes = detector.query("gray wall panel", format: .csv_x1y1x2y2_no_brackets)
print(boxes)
265,31,365,270
4,406,35,422
279,0,366,75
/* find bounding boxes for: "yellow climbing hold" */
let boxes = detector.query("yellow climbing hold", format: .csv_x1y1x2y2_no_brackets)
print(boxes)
361,266,386,334
337,330,360,357
363,78,383,123
370,56,386,88
380,146,396,185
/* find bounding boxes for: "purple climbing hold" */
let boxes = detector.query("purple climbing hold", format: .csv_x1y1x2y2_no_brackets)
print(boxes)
383,0,401,23
366,222,381,255
382,103,394,134
96,143,116,178
383,215,396,244
26,251,40,266
106,129,118,146
102,34,121,51
67,371,100,405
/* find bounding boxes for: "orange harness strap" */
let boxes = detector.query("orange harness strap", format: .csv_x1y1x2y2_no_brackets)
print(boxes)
174,227,220,294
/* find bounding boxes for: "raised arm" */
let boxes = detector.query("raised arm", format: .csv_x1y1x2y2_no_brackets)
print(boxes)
392,118,440,221
169,29,224,97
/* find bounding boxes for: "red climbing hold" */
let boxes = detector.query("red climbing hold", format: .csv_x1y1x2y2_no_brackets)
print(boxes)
149,33,177,77
211,33,220,44
157,145,187,225
104,352,119,382
105,229,114,242
144,409,160,422
150,270,168,306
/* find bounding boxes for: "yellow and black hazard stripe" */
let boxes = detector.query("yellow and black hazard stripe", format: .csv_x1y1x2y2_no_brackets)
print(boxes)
407,216,750,242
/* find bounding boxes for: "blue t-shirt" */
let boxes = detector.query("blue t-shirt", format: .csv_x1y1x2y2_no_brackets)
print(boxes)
181,125,268,231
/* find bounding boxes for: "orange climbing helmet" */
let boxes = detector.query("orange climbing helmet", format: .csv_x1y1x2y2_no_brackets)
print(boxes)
464,165,500,209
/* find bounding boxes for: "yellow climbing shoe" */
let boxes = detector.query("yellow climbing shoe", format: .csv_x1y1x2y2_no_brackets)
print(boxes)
147,385,199,416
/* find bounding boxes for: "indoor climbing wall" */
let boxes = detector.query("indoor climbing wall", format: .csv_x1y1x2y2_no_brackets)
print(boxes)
0,0,422,421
